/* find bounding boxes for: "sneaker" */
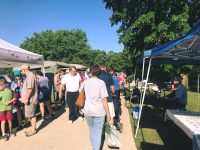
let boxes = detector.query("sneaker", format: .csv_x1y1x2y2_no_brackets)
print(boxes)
41,116,46,121
51,113,55,119
2,134,8,141
78,117,84,122
68,120,73,124
25,129,37,137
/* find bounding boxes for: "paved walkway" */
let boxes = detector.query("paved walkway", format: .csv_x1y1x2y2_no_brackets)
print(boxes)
0,98,136,150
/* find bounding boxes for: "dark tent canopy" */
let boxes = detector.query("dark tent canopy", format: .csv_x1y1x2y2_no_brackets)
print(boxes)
144,21,200,63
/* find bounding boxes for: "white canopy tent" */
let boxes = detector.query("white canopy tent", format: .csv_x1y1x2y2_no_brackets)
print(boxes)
0,39,44,68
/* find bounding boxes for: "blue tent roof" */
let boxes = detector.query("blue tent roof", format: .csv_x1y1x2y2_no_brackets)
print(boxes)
144,21,200,62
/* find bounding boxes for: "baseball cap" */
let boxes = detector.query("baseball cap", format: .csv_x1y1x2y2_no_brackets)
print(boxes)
20,64,30,70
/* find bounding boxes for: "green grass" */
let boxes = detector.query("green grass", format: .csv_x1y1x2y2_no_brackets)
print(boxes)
186,91,200,112
129,91,198,150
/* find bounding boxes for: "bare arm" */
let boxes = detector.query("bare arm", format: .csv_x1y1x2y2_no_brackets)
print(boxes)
59,83,64,99
102,97,111,120
111,85,115,95
54,75,61,86
4,98,16,106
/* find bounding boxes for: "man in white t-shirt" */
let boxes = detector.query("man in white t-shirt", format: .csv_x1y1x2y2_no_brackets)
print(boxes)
59,66,81,123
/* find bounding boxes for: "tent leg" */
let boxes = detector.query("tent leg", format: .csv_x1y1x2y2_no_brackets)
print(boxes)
42,66,46,77
139,58,146,106
135,58,152,138
198,74,199,111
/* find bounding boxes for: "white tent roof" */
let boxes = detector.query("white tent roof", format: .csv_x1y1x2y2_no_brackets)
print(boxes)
0,39,44,68
13,61,70,71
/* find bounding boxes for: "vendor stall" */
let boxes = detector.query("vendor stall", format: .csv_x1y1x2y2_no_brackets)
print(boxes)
135,20,200,141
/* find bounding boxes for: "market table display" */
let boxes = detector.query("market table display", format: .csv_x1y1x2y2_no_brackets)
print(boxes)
165,109,200,150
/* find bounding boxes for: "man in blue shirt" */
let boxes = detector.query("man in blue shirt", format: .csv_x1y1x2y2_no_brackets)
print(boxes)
162,77,187,112
98,64,115,102
98,64,115,124
112,72,120,100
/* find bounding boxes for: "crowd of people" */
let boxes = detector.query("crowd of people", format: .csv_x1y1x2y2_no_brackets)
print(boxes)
0,64,127,150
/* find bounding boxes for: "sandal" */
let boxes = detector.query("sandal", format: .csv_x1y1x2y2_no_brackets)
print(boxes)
2,134,8,141
25,129,37,137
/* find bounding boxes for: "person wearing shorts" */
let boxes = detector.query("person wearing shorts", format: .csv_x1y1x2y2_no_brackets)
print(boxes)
36,71,54,121
0,81,16,141
21,64,38,137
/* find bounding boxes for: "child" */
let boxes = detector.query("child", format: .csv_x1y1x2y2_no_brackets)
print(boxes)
10,75,24,129
0,81,16,141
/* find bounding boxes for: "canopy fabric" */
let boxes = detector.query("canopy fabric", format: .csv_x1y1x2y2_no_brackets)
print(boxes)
13,61,70,71
0,39,44,68
68,64,87,69
144,21,200,61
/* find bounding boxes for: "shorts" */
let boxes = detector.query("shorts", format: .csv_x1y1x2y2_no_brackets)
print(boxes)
108,102,115,118
25,103,37,118
0,110,13,121
38,92,50,103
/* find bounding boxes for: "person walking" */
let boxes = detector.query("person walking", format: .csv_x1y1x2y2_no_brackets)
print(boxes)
81,67,111,150
59,66,82,123
98,64,115,124
36,71,55,121
112,72,120,100
20,64,38,137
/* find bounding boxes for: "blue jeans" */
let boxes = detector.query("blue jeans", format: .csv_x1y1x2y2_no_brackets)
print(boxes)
85,116,105,150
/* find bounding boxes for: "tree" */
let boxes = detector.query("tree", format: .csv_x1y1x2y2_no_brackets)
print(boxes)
87,49,107,66
20,29,91,66
104,0,200,55
103,0,200,76
106,51,132,74
20,29,130,71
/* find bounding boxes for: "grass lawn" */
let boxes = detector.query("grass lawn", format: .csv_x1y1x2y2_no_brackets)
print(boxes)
129,91,199,150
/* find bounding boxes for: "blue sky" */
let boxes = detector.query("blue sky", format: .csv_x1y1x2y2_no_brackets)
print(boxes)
0,0,123,52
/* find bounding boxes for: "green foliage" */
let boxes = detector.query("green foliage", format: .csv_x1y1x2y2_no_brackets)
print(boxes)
0,68,12,74
103,0,200,78
20,29,130,73
20,29,91,66
107,52,129,72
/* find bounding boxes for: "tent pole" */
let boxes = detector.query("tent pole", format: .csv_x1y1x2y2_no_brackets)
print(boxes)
198,74,199,111
139,58,146,106
135,58,152,138
42,66,46,77
141,58,145,82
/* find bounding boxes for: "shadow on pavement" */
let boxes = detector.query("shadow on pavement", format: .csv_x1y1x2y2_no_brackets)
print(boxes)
37,108,66,132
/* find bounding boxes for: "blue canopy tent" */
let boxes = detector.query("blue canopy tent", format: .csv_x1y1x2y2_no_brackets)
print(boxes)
135,21,200,137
